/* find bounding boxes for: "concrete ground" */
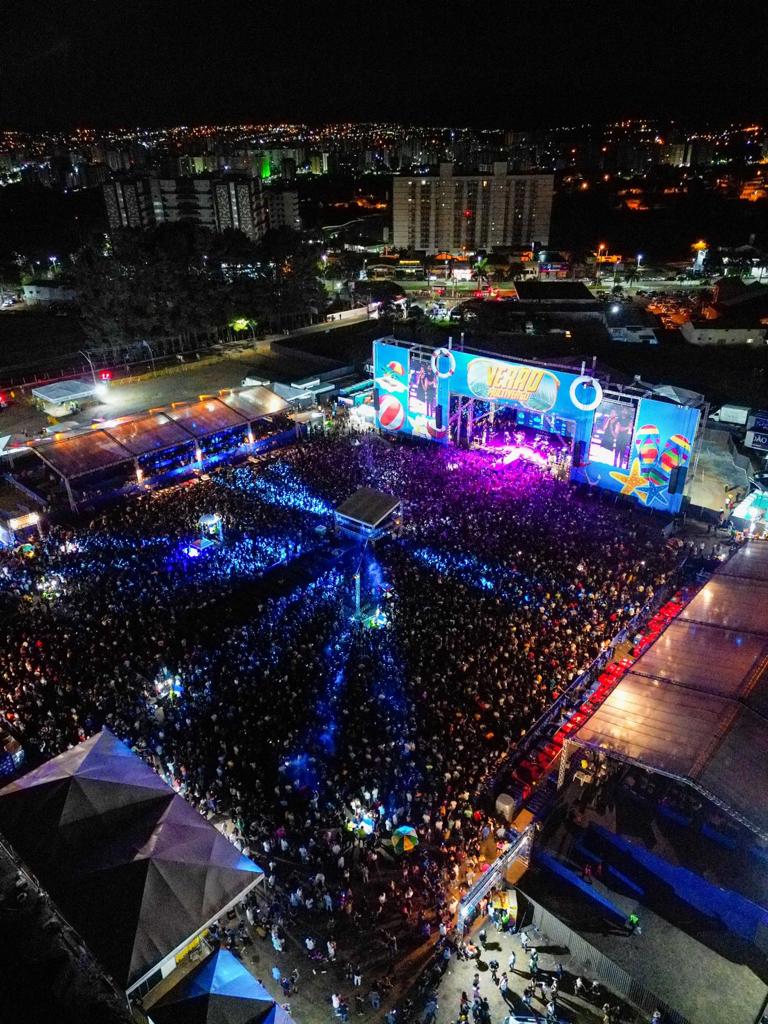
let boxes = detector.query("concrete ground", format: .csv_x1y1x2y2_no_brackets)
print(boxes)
433,927,614,1024
1,341,327,438
144,910,624,1024
0,310,375,440
537,781,768,1024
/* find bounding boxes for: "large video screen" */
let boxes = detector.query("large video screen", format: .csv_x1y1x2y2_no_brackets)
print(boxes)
588,398,636,470
374,340,449,441
408,355,440,430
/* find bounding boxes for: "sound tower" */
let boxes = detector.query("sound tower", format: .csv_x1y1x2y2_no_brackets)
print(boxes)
573,440,587,467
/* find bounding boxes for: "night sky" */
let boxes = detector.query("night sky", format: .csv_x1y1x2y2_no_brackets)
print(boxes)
2,0,766,129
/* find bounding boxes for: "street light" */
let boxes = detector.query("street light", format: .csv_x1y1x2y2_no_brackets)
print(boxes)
595,243,607,284
142,340,156,375
78,349,97,386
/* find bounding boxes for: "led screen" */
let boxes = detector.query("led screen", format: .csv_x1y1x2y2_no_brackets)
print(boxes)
574,397,700,514
588,398,636,470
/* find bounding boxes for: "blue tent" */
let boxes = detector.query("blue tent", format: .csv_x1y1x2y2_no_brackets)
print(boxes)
148,948,286,1024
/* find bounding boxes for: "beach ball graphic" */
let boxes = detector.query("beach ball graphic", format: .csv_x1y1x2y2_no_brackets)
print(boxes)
379,394,405,431
387,360,405,377
527,372,560,412
634,424,660,470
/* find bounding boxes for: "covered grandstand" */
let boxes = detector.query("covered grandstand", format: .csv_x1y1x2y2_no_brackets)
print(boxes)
566,540,768,838
29,389,289,509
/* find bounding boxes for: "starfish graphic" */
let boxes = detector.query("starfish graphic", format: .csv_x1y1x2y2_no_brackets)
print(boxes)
643,478,669,506
609,457,650,499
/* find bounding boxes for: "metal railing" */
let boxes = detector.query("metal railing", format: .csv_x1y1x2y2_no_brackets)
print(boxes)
490,561,690,801
523,895,692,1024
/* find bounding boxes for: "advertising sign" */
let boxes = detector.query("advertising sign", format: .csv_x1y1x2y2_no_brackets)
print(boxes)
574,397,700,513
745,430,768,453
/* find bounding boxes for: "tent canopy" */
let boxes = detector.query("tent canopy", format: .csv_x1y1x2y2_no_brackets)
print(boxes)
148,948,283,1024
335,487,400,529
31,379,97,404
164,399,248,439
28,388,286,482
36,430,134,479
573,541,768,838
220,386,288,420
0,730,262,989
105,414,193,456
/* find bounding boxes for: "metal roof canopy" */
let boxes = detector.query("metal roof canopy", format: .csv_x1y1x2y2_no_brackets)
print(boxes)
569,540,768,839
164,398,249,438
219,385,289,420
31,379,97,404
335,487,401,529
104,414,193,456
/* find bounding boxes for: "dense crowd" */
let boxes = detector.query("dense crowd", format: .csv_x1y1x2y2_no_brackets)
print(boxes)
0,429,676,1013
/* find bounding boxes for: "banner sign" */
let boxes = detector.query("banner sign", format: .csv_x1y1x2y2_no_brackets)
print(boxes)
746,430,768,452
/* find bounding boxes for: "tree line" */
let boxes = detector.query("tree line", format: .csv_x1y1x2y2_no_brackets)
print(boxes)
74,223,326,351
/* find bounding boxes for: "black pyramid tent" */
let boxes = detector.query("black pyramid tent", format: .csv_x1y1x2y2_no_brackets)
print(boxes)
148,947,292,1024
0,730,263,990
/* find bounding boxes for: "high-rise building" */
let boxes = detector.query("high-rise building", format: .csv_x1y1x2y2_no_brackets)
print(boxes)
392,163,554,254
104,176,267,242
103,178,156,231
150,178,217,230
213,178,267,240
265,189,301,231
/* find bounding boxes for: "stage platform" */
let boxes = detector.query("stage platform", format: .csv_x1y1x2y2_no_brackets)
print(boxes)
334,487,401,541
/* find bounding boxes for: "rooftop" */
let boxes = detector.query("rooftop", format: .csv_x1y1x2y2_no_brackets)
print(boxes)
335,486,400,529
31,379,97,404
573,541,768,838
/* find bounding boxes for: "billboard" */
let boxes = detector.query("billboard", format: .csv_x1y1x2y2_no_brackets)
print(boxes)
373,341,700,513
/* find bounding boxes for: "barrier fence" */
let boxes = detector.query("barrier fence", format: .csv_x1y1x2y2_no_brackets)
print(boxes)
519,894,692,1024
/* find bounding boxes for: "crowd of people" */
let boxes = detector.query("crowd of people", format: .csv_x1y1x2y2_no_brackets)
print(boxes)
0,428,678,1018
